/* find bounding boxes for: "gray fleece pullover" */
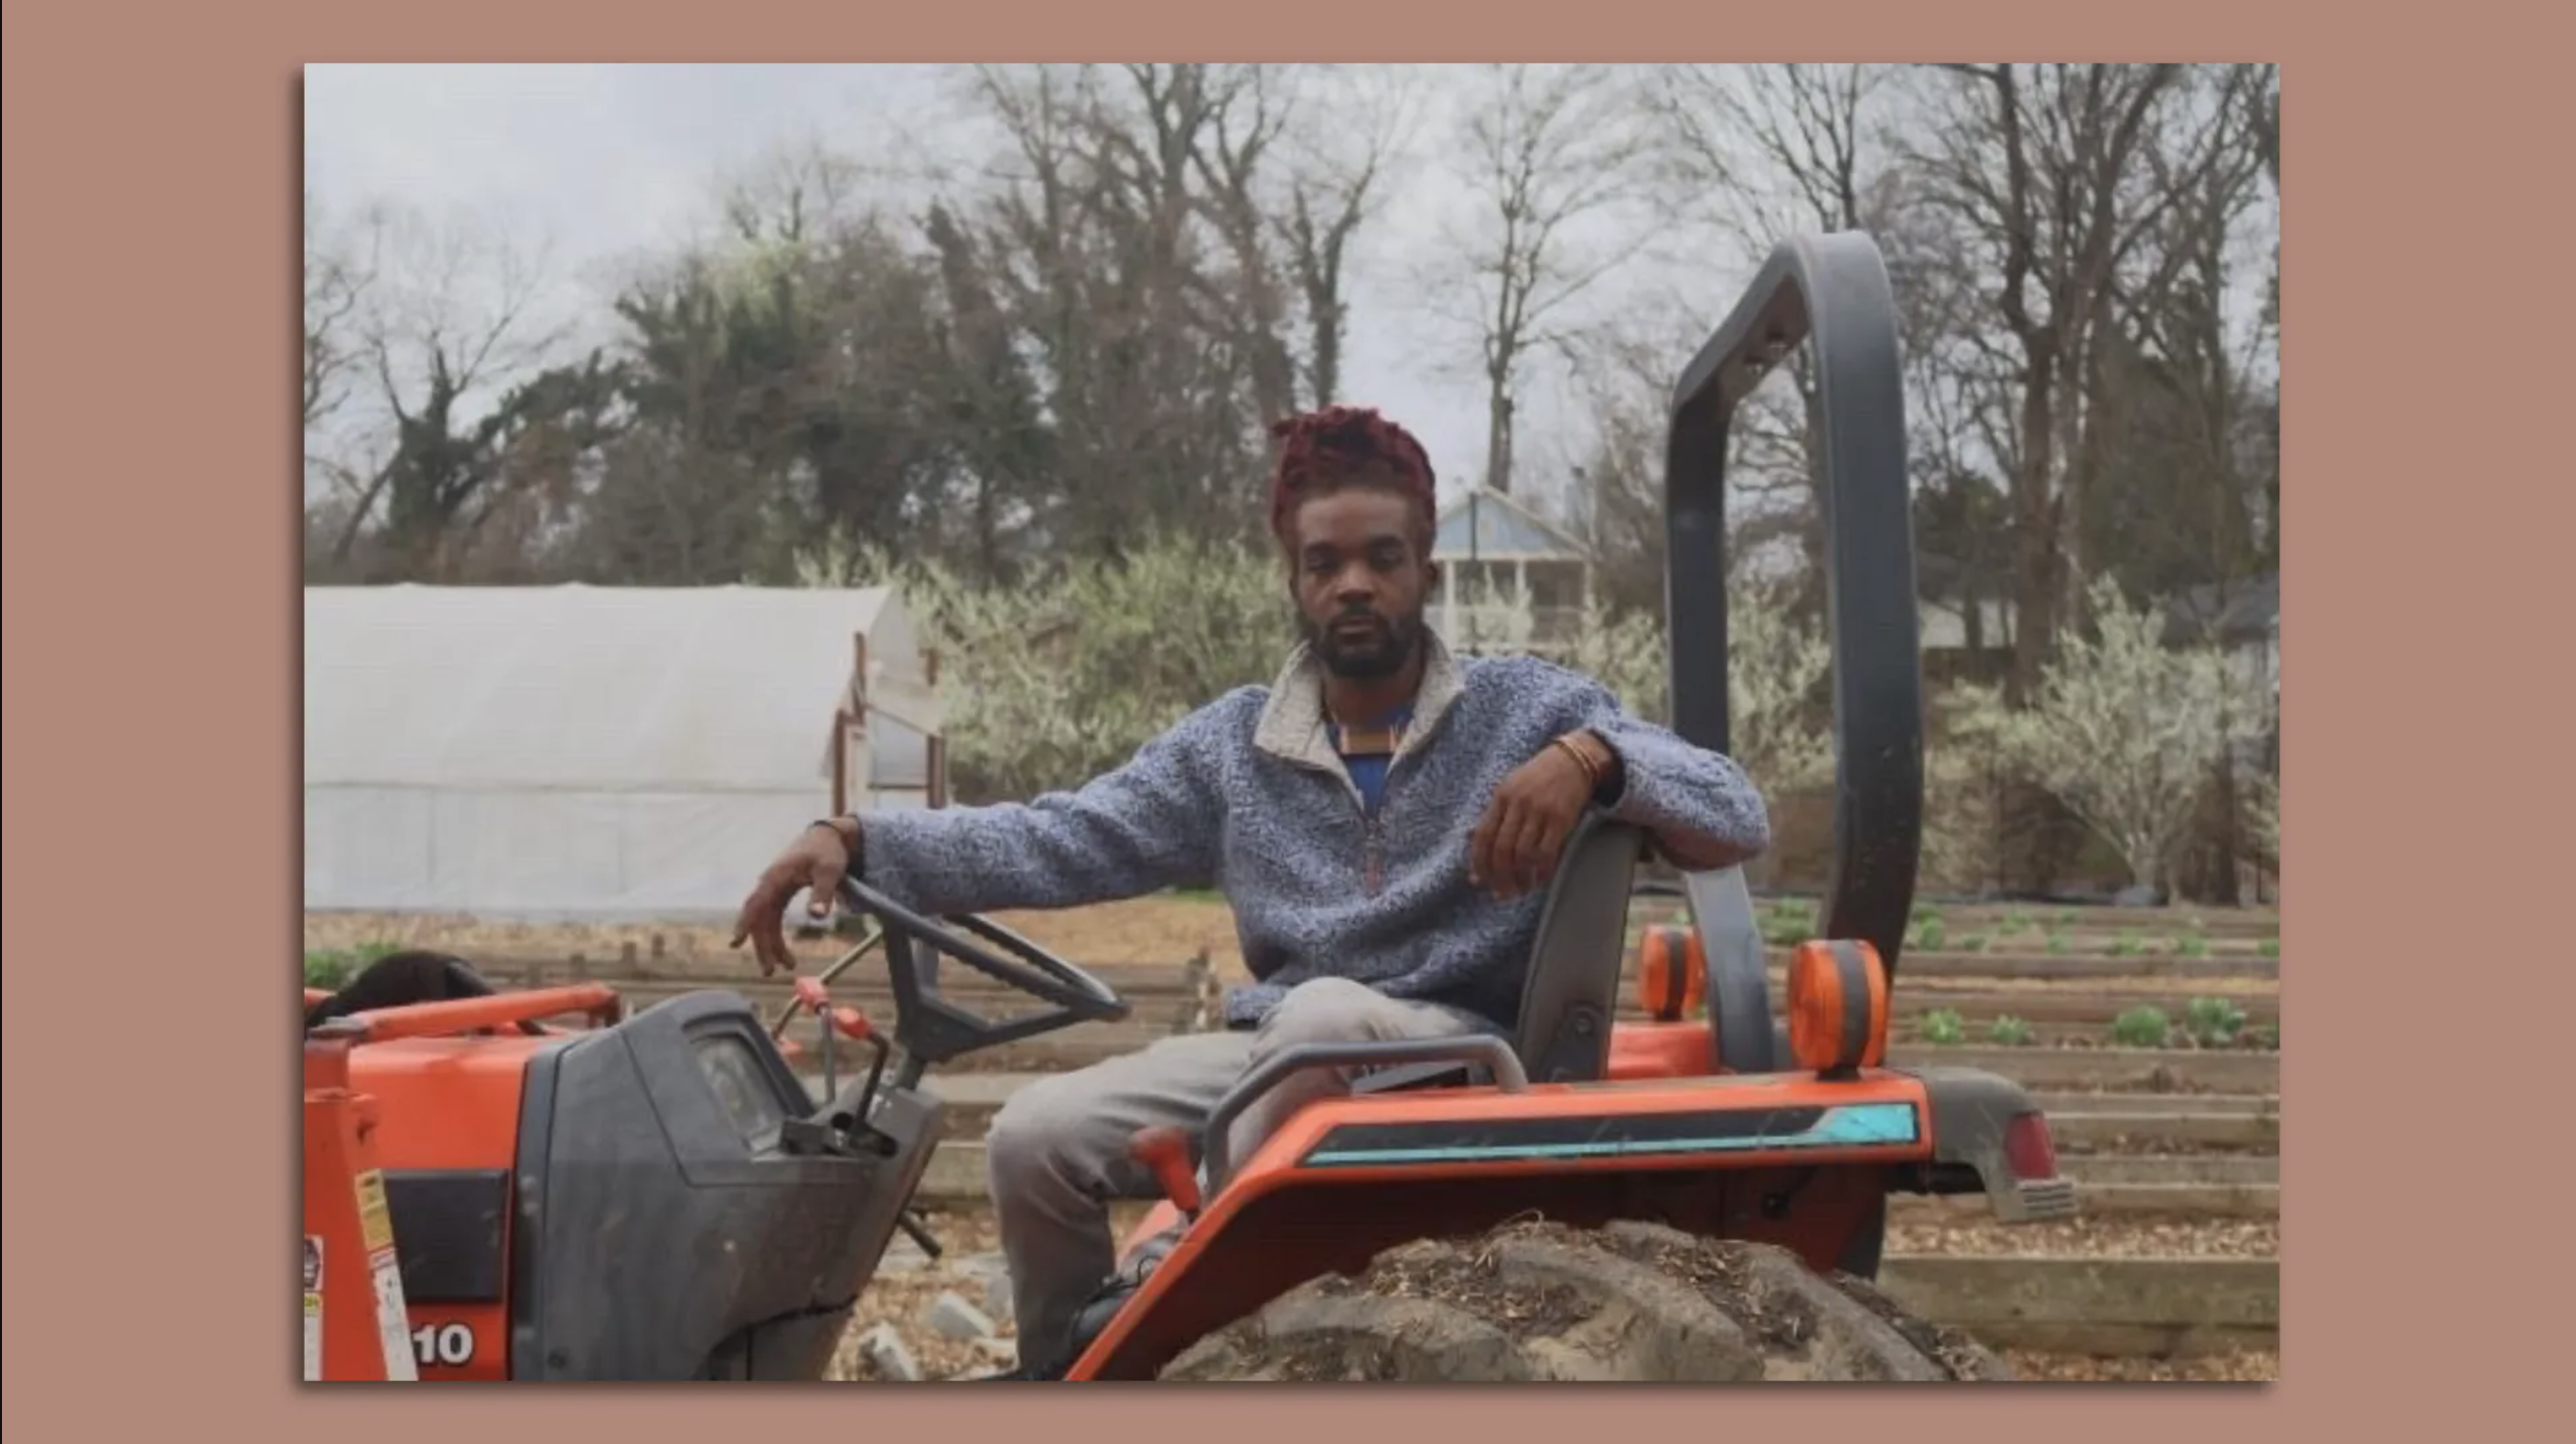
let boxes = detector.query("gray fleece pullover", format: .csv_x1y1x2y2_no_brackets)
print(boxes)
856,630,1771,1032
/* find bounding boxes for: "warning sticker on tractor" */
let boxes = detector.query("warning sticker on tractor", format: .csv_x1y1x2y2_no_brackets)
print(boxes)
369,1246,419,1382
354,1170,397,1254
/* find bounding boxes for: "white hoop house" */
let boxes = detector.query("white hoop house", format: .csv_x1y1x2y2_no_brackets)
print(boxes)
303,584,946,921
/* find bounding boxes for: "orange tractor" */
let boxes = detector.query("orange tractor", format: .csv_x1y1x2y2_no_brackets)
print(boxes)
300,230,2074,1384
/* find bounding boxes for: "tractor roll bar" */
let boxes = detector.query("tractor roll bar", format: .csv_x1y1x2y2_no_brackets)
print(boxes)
1665,230,1925,977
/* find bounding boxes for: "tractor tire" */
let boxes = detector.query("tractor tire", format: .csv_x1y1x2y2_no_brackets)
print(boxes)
1156,1218,2010,1383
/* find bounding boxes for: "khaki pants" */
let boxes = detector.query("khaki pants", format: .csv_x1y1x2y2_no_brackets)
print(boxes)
981,976,1488,1366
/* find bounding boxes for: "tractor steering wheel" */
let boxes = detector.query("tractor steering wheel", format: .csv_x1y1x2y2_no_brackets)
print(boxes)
832,873,1130,1024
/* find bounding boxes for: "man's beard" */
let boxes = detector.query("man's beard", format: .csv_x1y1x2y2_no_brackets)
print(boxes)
1302,605,1423,681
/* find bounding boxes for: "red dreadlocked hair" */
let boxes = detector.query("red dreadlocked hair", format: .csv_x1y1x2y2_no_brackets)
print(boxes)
1265,406,1438,548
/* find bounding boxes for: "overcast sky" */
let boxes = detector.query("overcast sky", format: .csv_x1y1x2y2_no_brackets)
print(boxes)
303,63,2277,527
302,62,1660,507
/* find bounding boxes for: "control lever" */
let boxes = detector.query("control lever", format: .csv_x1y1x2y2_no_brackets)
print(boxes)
768,924,888,1042
896,1208,944,1261
829,1004,891,1127
794,977,839,1100
778,977,898,1159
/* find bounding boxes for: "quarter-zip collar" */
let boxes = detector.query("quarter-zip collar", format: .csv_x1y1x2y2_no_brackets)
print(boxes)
1252,627,1467,778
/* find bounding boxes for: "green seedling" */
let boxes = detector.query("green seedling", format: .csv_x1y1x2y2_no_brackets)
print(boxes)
2187,996,2249,1047
1916,919,1947,951
2258,937,2281,958
2046,932,2071,953
1956,932,1988,953
1987,1015,2035,1046
1918,1008,1968,1046
2111,1005,2172,1049
2109,932,2143,958
2170,934,2210,958
1762,900,1815,944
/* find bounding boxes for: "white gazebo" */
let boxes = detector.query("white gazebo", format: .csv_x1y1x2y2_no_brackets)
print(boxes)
302,583,947,922
1429,485,1598,656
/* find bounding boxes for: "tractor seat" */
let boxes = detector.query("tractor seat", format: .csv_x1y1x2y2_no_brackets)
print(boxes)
1346,808,1649,1098
1508,808,1650,1083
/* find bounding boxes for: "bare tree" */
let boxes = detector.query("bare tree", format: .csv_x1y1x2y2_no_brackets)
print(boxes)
322,202,579,576
2088,67,2276,600
1857,62,2280,895
2088,65,2278,902
1142,63,1302,426
1266,64,1423,407
1556,291,1837,632
303,191,384,434
950,64,1248,552
931,62,1409,558
2248,64,2280,341
1639,64,1909,611
1072,63,1414,421
1648,63,1894,253
1891,63,2217,701
1433,63,1658,497
1558,319,1685,617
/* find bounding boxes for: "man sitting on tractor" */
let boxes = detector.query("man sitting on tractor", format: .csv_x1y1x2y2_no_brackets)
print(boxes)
731,405,1773,1378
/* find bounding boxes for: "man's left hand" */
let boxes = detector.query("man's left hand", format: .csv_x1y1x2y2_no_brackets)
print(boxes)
1468,732,1614,899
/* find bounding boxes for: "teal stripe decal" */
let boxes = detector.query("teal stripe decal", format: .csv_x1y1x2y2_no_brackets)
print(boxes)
1301,1101,1922,1168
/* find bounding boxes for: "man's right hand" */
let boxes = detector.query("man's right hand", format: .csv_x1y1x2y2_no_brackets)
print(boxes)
729,819,859,977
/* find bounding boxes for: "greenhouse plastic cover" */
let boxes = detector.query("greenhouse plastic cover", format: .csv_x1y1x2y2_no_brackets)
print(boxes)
304,584,941,921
